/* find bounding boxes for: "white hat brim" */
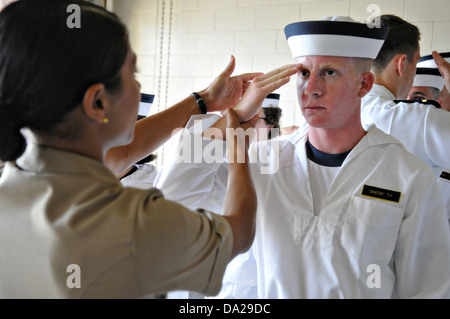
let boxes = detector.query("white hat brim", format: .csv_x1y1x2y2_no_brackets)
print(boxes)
413,74,444,91
287,34,385,59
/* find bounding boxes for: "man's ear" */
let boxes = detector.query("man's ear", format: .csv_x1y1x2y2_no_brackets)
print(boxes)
82,83,110,123
358,72,375,98
395,54,408,76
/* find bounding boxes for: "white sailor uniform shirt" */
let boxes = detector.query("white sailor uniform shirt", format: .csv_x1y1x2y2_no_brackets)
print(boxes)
155,114,258,299
249,125,450,298
361,84,450,222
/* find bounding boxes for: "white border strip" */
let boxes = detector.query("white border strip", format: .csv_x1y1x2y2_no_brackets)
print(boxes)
287,34,384,59
138,101,153,117
417,57,450,68
413,74,444,91
262,98,280,108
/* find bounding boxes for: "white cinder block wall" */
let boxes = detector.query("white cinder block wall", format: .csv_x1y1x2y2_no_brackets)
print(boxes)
111,0,450,169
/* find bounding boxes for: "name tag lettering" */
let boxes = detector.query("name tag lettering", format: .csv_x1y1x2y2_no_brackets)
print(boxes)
361,185,401,203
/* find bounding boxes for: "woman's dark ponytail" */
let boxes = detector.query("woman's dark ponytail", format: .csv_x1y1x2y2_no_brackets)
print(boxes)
0,0,128,161
0,110,26,161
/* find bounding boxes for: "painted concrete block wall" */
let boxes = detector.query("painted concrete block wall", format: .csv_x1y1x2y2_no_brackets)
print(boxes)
111,0,450,168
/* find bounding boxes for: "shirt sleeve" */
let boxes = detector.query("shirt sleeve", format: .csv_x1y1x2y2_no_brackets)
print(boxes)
422,107,450,169
154,115,227,211
131,188,233,296
394,169,450,298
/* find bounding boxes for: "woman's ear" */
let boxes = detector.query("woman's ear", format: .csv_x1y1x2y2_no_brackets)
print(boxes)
358,72,375,98
82,83,110,124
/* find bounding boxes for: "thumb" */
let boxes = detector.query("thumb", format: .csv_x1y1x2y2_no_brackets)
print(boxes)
221,55,236,78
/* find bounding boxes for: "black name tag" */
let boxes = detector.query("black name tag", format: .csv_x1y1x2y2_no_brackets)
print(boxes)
361,185,401,203
440,171,450,181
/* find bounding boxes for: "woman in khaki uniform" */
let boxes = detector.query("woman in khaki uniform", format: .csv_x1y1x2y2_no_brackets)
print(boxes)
0,0,299,298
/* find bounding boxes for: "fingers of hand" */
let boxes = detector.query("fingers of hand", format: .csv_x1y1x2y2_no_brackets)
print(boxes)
242,82,251,93
432,51,449,79
234,72,265,84
267,63,301,80
253,64,300,88
432,51,444,64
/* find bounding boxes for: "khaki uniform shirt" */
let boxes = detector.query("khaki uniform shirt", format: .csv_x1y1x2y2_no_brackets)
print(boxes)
0,143,233,298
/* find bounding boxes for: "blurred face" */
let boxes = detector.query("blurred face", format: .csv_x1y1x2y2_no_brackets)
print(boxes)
407,86,438,101
254,108,273,140
439,87,450,111
296,55,368,131
108,45,141,147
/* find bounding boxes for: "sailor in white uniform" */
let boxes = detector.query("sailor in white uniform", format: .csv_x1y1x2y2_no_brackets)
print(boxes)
412,54,450,224
407,67,444,105
404,64,450,225
415,52,450,111
155,93,283,299
361,16,450,174
244,15,450,299
360,16,450,225
157,16,450,298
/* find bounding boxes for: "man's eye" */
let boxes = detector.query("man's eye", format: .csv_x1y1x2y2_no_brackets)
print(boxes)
324,70,336,76
300,70,309,77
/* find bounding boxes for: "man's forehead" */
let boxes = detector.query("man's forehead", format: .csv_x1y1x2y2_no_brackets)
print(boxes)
295,55,352,66
410,87,433,94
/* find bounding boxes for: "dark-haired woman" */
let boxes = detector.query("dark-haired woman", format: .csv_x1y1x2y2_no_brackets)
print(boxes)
0,0,299,298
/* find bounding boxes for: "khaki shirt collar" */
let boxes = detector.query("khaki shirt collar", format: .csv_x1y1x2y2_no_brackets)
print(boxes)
16,143,117,181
